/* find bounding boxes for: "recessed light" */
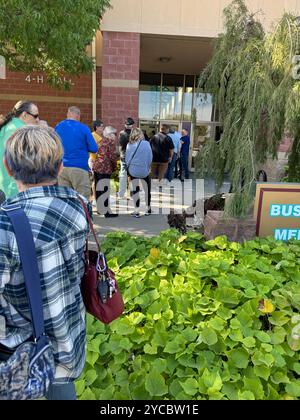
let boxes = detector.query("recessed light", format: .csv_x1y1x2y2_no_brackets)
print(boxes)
158,57,172,63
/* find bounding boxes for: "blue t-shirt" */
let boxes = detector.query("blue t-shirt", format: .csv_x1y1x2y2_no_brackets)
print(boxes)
180,135,190,155
55,119,98,171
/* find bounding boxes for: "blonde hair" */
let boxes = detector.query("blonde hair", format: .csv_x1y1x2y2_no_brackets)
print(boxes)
129,127,144,144
5,125,63,185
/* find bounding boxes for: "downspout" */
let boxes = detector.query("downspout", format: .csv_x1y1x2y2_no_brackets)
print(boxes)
92,36,97,120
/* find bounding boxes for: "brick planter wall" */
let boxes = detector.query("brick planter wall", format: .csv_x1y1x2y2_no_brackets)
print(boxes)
101,31,140,131
204,210,256,243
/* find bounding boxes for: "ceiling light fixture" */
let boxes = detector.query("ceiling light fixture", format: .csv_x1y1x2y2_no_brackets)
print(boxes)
158,57,172,63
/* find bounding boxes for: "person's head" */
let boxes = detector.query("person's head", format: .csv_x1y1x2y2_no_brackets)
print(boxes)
0,100,39,129
160,124,170,134
129,128,144,144
169,127,175,134
182,129,189,136
93,119,104,135
67,106,81,121
103,126,117,140
4,126,63,189
125,117,135,130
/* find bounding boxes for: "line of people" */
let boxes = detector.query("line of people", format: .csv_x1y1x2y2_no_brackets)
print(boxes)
0,102,191,218
0,101,191,399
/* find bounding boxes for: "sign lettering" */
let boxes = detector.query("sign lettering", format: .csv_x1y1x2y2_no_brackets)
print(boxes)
25,75,74,85
254,183,300,240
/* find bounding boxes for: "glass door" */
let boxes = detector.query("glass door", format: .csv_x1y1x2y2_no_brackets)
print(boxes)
159,121,181,132
139,120,160,140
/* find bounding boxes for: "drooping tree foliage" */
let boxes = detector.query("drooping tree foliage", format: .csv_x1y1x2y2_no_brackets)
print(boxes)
0,0,111,88
197,0,300,217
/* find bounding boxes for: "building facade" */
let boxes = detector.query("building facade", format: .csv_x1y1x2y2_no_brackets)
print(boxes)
0,0,299,166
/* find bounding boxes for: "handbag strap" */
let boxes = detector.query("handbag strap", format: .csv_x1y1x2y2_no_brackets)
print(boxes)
2,204,46,347
77,195,100,252
126,140,143,171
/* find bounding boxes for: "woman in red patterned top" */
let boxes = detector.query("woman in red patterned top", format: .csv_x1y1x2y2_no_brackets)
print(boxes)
92,126,118,218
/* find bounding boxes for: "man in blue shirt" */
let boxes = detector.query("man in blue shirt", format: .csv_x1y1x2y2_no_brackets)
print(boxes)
55,106,98,200
180,129,191,180
165,127,181,182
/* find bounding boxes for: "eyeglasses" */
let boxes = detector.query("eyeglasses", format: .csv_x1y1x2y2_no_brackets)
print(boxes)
27,111,39,119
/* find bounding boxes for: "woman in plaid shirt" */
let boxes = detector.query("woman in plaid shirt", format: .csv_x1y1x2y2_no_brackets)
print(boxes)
0,126,89,400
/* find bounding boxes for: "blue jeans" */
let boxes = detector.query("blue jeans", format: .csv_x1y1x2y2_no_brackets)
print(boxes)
165,153,177,182
180,153,189,179
46,382,76,400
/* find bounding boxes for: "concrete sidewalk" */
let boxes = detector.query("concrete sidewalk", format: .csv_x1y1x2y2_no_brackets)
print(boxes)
93,214,169,241
91,177,231,242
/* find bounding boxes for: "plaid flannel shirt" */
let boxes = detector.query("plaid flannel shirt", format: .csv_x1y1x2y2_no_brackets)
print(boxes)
0,186,89,382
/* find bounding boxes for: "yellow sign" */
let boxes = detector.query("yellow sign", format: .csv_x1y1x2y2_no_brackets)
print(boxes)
254,183,300,240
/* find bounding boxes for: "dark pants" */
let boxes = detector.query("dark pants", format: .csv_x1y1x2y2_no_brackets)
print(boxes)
174,157,182,179
94,173,111,214
46,382,76,400
180,153,189,179
129,175,151,209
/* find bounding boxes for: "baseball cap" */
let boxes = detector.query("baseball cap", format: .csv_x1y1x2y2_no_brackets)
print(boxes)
125,117,135,126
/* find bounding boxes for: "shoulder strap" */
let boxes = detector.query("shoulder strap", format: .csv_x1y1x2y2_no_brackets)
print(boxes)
77,195,100,251
3,205,45,346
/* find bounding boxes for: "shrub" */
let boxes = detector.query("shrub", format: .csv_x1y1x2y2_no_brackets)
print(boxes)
76,230,300,400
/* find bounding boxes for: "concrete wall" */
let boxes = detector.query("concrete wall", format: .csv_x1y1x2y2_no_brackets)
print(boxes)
101,0,300,37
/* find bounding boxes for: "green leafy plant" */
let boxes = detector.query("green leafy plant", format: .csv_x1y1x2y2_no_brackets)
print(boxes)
0,0,111,88
76,230,300,400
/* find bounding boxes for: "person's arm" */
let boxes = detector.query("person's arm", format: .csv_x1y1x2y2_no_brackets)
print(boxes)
85,127,98,154
125,144,132,166
89,133,99,162
168,137,174,162
119,132,128,156
146,142,153,170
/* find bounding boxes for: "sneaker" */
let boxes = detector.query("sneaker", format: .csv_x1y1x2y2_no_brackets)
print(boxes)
145,208,152,216
104,213,118,218
92,199,97,206
131,211,141,218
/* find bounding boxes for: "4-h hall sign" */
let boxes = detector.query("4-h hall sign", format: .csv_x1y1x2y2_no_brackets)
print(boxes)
254,183,300,240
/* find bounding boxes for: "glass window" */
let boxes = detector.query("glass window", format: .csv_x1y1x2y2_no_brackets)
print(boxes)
161,74,184,120
139,73,161,120
194,93,213,122
182,75,194,121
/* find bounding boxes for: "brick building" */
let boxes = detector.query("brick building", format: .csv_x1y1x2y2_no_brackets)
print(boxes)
0,0,298,165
